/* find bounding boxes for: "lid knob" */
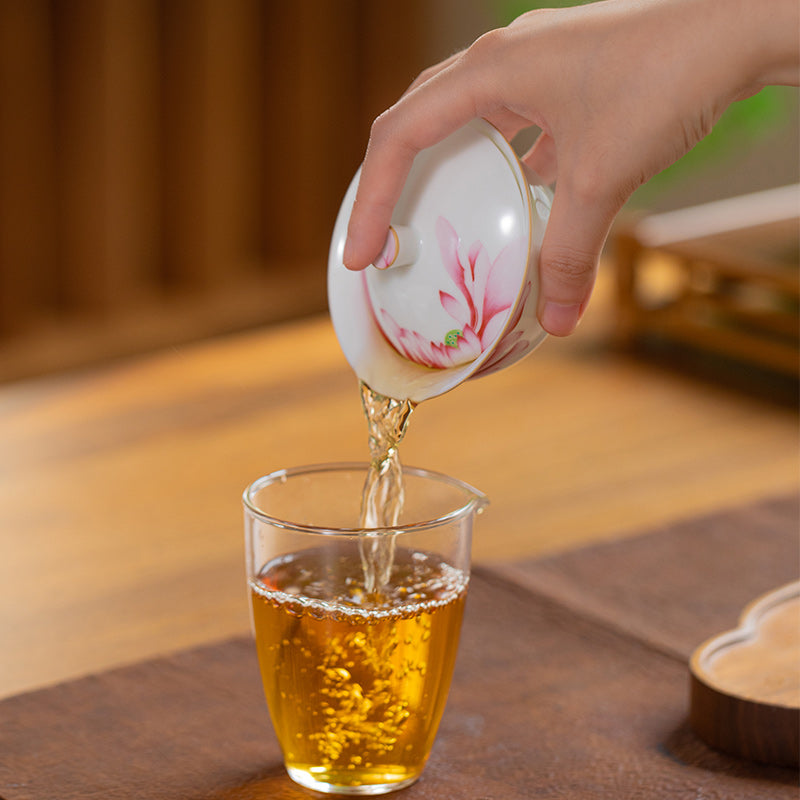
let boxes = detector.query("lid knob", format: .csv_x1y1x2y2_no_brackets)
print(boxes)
372,225,419,270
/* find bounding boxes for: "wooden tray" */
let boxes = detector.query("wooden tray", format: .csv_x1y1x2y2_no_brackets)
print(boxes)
690,580,800,768
613,185,800,378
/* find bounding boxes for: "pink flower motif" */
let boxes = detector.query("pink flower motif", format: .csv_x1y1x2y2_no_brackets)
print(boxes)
474,282,532,376
378,217,525,369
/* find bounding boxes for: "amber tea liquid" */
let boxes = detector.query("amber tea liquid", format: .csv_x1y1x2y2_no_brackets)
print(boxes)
250,547,467,789
249,382,468,792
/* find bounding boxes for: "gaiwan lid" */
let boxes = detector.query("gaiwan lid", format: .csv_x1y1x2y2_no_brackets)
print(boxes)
328,119,552,403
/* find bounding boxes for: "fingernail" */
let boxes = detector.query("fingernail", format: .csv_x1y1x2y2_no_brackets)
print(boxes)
540,301,582,336
343,237,356,269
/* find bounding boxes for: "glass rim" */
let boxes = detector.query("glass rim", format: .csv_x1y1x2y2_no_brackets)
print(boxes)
242,461,488,536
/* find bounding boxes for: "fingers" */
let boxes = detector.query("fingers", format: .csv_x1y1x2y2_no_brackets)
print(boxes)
536,173,621,336
521,131,557,186
343,51,498,271
342,123,419,271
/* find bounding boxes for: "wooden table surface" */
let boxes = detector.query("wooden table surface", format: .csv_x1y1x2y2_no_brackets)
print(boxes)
2,495,797,799
1,297,798,700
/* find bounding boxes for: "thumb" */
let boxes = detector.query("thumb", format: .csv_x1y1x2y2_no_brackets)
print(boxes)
536,180,618,336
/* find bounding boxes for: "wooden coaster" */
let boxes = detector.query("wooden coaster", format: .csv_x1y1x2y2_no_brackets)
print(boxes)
690,580,800,768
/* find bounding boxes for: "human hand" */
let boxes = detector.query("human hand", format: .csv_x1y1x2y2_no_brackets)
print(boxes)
343,0,799,335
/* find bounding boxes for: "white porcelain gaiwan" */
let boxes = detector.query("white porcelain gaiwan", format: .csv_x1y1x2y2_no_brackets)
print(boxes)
328,119,553,403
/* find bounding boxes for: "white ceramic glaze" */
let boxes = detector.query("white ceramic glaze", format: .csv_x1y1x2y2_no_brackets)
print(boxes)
328,119,552,403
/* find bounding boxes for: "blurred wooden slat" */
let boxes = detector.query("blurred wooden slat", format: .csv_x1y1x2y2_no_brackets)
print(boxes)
161,0,265,287
53,0,161,311
0,0,56,331
262,1,361,260
104,0,162,304
356,1,426,131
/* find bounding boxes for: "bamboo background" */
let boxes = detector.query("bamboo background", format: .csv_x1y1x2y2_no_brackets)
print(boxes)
0,0,427,381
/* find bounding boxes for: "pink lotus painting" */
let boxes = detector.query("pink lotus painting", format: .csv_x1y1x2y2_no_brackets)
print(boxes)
375,216,533,373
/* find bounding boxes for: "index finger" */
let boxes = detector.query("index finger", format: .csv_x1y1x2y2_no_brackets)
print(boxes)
343,57,492,270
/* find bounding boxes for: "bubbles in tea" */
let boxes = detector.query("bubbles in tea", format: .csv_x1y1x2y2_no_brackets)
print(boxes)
250,547,466,789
